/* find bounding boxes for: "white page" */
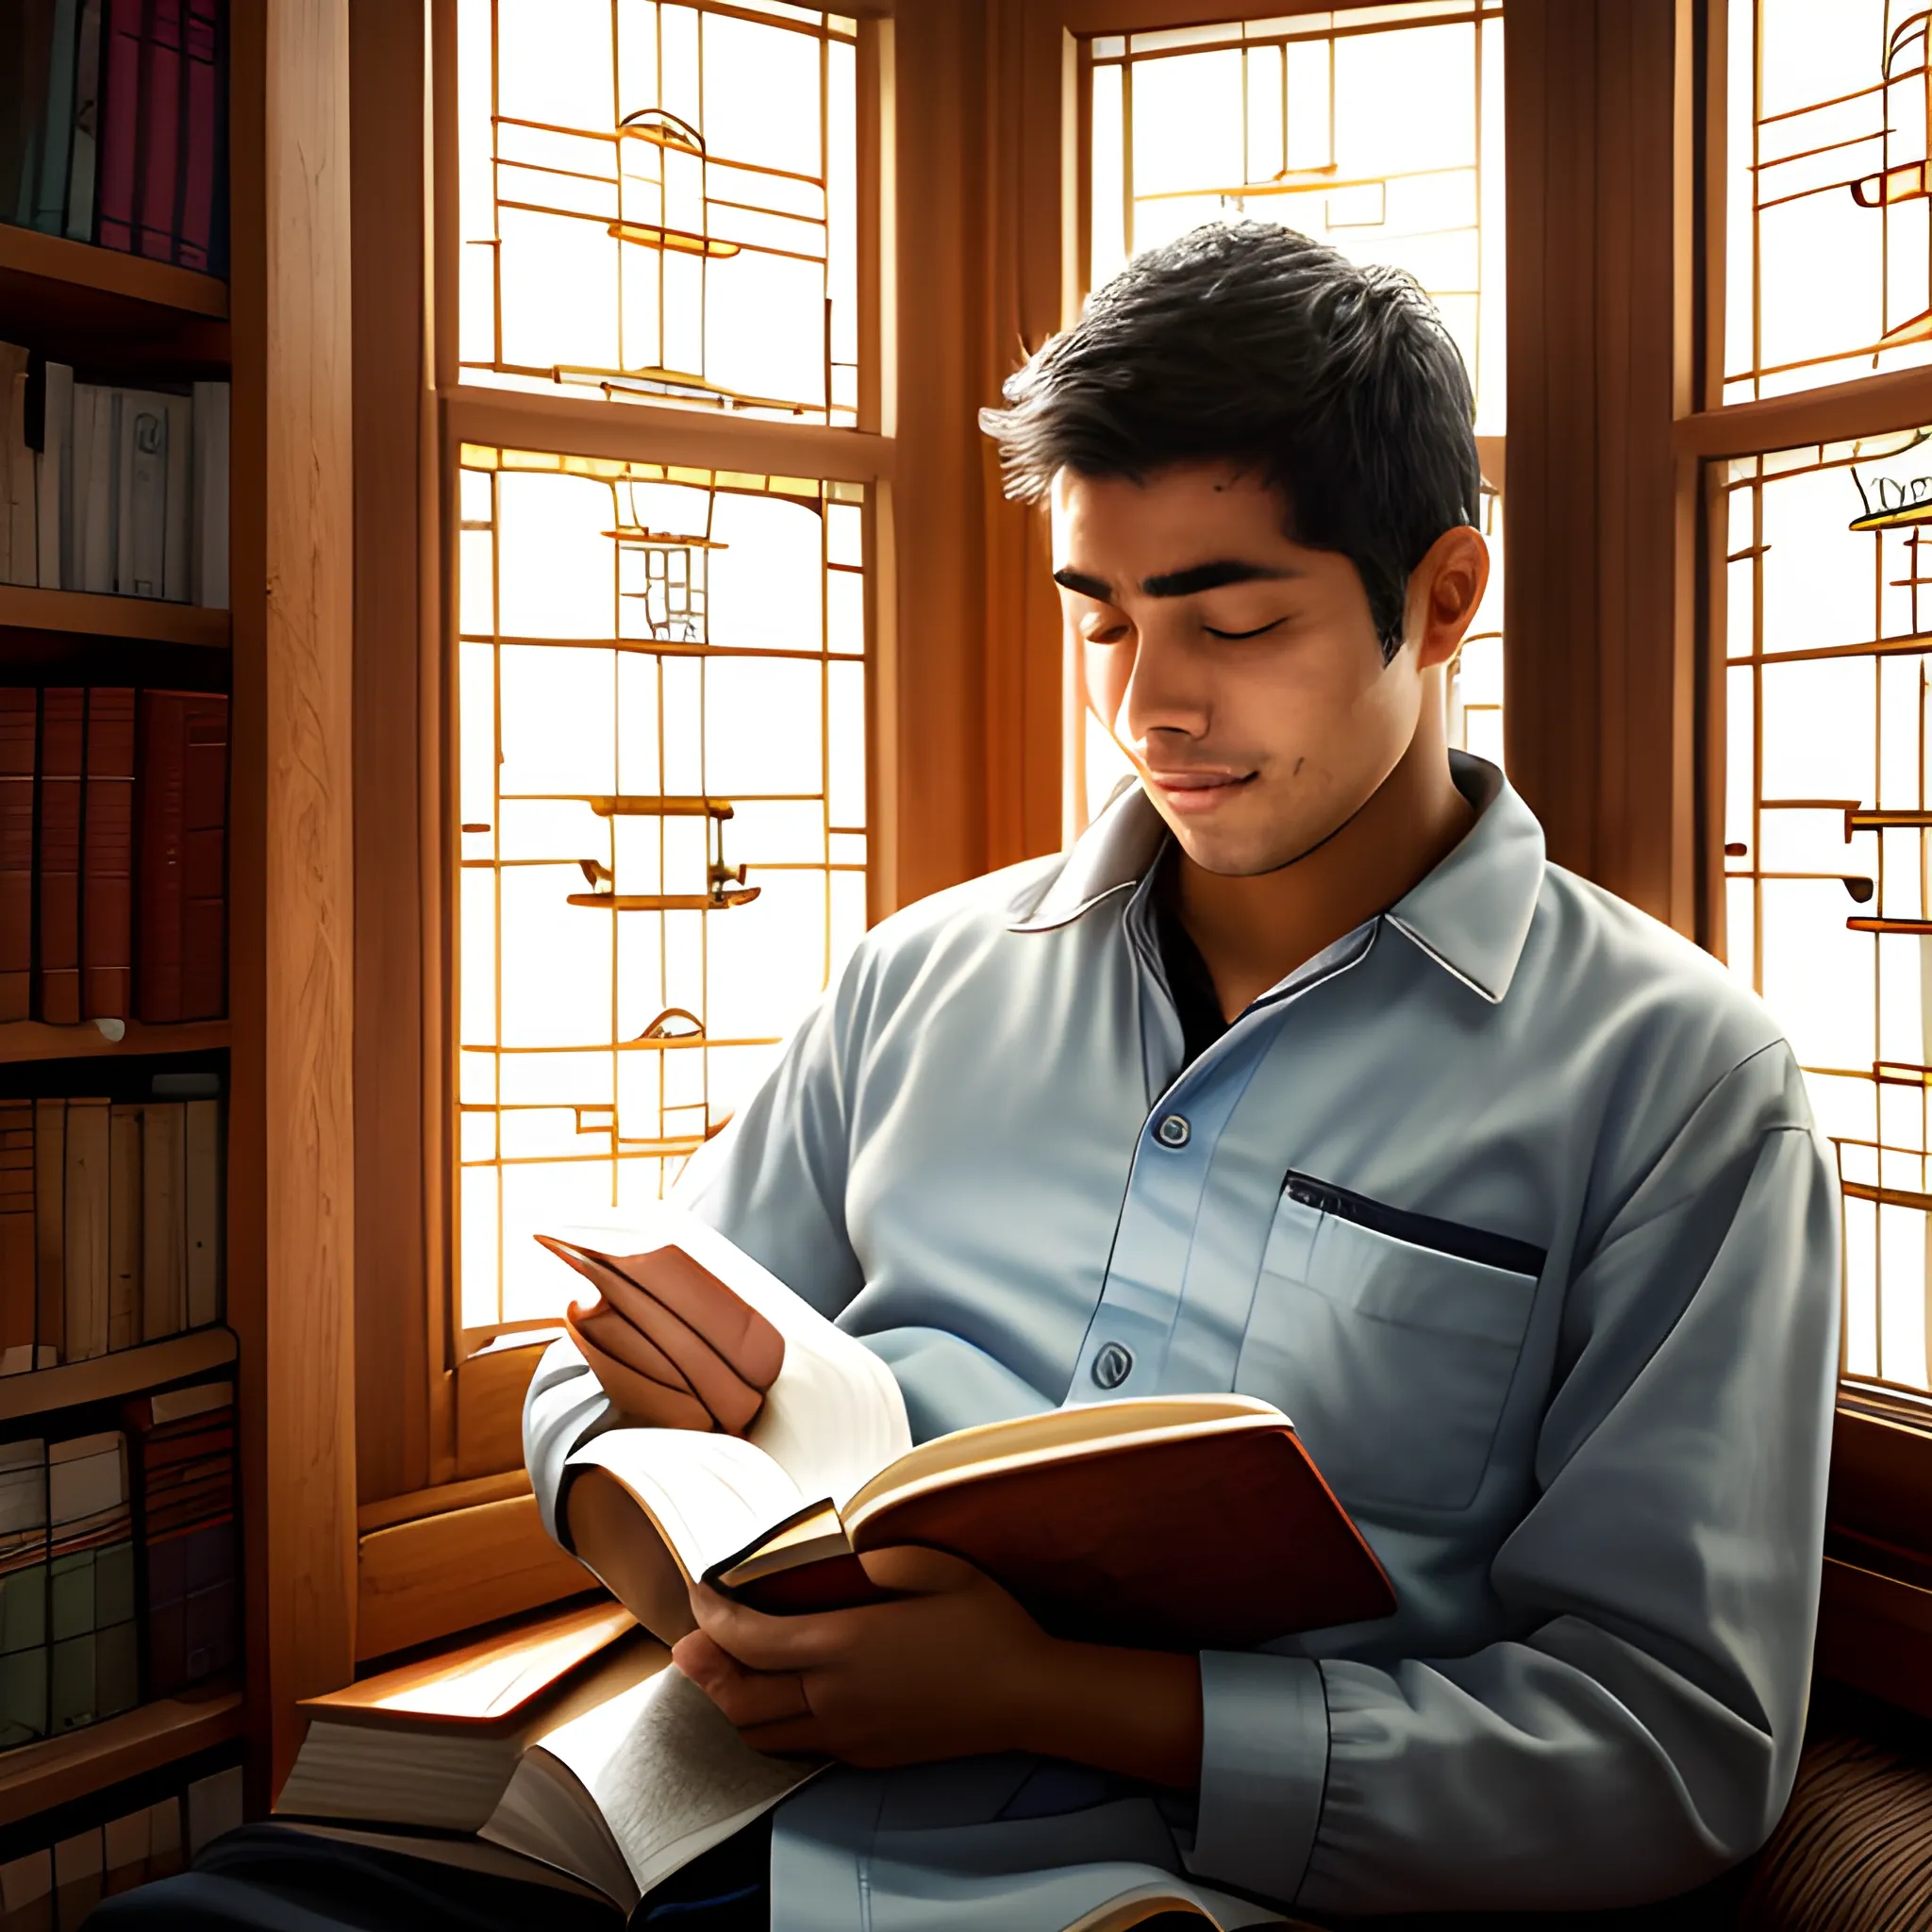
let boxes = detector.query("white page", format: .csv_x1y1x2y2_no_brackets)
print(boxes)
551,1207,911,1507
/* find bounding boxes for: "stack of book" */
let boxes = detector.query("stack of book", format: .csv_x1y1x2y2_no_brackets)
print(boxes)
0,358,228,604
0,1091,222,1374
0,1431,136,1748
0,0,228,273
0,686,230,1026
123,1379,235,1697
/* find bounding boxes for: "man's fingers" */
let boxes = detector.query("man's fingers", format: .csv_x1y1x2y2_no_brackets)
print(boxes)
610,1246,788,1390
688,1582,854,1673
673,1641,813,1729
566,1315,716,1431
570,1300,697,1395
854,1544,986,1595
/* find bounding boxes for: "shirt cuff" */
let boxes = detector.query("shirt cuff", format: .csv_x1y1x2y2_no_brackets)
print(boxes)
1185,1651,1330,1906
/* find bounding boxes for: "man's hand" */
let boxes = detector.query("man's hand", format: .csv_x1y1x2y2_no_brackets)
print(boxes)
541,1239,785,1434
671,1546,1204,1788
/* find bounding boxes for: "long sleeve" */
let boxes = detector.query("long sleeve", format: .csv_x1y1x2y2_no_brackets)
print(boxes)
1189,1048,1841,1915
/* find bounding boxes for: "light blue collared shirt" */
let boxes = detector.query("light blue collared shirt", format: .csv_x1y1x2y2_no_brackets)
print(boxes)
527,754,1840,1928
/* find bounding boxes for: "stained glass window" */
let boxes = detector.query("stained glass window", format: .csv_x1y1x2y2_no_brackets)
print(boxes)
1724,427,1932,1391
1078,3,1506,825
1726,1,1932,403
456,1,860,424
455,443,868,1335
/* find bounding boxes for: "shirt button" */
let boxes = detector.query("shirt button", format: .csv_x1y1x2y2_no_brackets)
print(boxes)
1155,1113,1191,1148
1091,1341,1134,1390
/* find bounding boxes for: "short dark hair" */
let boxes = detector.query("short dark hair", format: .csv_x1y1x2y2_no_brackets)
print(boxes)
978,222,1481,661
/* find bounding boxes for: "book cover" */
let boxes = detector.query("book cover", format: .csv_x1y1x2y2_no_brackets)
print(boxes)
0,1441,49,1750
32,1099,63,1363
94,0,144,253
179,694,226,1017
106,1104,140,1353
0,688,34,1022
182,1097,217,1326
189,381,226,608
135,0,182,262
65,0,103,242
0,1101,34,1366
8,1,54,231
160,392,190,600
34,0,82,235
35,359,72,590
34,688,84,1026
0,344,34,588
113,393,167,599
175,0,218,273
139,1102,186,1341
80,687,136,1021
60,1099,109,1364
72,385,114,593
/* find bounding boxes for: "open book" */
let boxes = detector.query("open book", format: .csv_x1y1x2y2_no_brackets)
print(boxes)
275,1600,816,1914
547,1208,1395,1650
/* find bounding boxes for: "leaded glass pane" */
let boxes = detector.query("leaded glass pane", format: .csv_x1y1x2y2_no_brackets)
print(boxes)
1724,428,1932,1391
456,443,868,1333
1726,1,1932,402
457,1,859,425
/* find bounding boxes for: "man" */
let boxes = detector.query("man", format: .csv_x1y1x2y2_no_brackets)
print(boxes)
527,222,1840,1929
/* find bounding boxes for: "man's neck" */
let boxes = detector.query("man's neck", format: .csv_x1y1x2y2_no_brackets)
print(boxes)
1171,725,1477,1022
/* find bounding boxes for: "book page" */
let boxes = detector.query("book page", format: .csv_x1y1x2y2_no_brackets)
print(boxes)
551,1208,911,1504
482,1663,816,1905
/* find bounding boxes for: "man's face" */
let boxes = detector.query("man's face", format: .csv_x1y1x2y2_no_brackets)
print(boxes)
1051,461,1439,878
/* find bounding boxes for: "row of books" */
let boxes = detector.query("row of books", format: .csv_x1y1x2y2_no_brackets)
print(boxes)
0,1762,240,1928
1,0,227,273
0,687,230,1027
0,357,229,605
0,1380,237,1757
0,1093,223,1373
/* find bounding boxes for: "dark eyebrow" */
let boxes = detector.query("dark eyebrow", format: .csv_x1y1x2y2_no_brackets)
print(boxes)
1051,559,1299,603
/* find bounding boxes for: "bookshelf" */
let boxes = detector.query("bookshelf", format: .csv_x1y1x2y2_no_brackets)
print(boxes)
0,588,230,651
0,1330,236,1426
0,224,229,324
0,1022,231,1065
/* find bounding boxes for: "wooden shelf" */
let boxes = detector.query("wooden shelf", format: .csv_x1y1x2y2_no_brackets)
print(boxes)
0,1687,242,1828
0,1018,229,1064
0,224,227,320
0,1328,236,1424
0,587,229,650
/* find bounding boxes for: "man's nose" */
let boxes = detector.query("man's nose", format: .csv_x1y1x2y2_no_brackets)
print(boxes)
1120,625,1212,746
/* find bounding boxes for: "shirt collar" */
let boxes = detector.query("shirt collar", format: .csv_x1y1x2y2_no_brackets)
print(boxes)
1008,751,1546,1007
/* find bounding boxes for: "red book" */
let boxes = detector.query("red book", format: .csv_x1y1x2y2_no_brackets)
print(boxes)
175,0,219,273
34,690,85,1025
0,691,35,1024
137,691,227,1023
137,0,184,262
82,689,137,1021
95,0,148,253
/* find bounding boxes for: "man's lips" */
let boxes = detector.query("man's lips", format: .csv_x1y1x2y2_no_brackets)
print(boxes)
1144,770,1257,813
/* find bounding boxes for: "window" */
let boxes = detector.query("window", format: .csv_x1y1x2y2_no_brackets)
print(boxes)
1073,2,1507,827
448,2,874,1342
1717,3,1932,1401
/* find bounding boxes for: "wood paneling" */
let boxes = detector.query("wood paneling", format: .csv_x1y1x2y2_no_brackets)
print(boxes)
350,0,433,1507
357,1497,593,1662
1504,0,1698,935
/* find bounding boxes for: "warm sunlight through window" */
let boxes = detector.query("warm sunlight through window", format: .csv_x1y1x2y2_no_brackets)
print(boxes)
1724,428,1932,1391
453,446,868,1336
1078,3,1505,826
457,0,859,423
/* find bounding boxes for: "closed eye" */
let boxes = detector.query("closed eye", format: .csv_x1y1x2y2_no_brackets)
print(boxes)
1203,618,1285,641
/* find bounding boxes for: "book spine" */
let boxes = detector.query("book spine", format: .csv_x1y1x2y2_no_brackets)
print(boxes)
178,694,225,1018
34,688,84,1027
174,0,215,273
138,1102,184,1341
35,360,71,591
80,687,135,1022
181,1098,216,1326
135,690,184,1024
134,0,179,262
9,1,54,231
65,0,103,242
125,394,168,598
0,1102,34,1363
75,386,113,594
0,689,35,1024
106,1105,140,1354
34,0,81,235
3,349,35,588
93,0,144,254
189,381,225,609
32,1099,63,1364
61,1098,109,1364
160,393,189,602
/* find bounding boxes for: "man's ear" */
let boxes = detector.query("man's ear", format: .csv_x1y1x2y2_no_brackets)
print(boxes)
1404,525,1491,671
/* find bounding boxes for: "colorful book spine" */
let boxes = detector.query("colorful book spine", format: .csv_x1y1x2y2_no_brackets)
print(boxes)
46,1430,135,1734
32,1100,63,1367
33,690,84,1028
137,689,228,1023
66,0,106,243
33,0,84,237
176,0,220,273
93,0,145,253
125,1386,235,1697
0,690,34,1024
0,1104,33,1369
80,687,136,1021
0,1440,49,1753
136,0,185,262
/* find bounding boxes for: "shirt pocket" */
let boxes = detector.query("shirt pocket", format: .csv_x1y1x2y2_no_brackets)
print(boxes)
1234,1176,1542,1513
